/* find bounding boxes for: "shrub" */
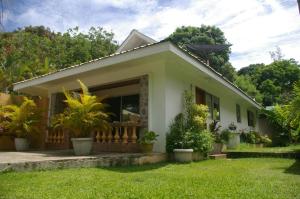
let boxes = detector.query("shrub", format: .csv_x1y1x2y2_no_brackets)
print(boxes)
0,97,40,138
220,129,233,143
166,91,214,154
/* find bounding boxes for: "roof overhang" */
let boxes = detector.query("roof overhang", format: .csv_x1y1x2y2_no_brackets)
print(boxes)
14,41,261,109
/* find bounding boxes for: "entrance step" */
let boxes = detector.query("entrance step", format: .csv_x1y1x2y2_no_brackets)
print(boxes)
209,154,227,160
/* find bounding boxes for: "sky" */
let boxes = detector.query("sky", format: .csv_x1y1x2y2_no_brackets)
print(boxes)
2,0,300,69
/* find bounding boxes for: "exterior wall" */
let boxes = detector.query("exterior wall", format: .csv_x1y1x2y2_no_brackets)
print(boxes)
164,59,260,136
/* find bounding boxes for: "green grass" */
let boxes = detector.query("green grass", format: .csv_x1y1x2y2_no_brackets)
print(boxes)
226,143,300,153
0,158,299,199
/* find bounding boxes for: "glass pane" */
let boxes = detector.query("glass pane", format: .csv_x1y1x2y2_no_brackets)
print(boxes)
122,94,140,122
212,96,220,120
104,97,121,122
205,93,213,119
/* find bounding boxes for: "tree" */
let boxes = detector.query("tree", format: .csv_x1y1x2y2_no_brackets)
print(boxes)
0,26,118,92
234,75,262,103
167,25,235,81
237,59,300,106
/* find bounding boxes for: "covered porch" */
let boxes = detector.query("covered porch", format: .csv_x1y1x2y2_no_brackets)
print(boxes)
46,75,150,153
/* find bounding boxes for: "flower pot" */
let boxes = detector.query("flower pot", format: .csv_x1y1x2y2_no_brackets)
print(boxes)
227,133,240,149
141,143,153,153
173,149,193,162
71,138,93,156
212,143,223,154
14,138,29,151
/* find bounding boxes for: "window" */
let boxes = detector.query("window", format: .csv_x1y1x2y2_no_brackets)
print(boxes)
236,104,241,123
104,94,140,122
247,110,255,127
195,87,220,120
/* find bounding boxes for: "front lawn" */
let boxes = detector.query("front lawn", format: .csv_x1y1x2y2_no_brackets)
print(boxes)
226,143,300,153
0,158,299,199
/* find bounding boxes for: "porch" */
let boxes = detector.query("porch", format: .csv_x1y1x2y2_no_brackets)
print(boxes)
0,150,167,172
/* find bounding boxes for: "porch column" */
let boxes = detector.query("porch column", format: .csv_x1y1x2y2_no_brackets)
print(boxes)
139,75,148,129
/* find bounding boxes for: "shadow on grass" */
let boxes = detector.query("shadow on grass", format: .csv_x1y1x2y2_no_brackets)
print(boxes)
284,159,300,175
99,162,172,173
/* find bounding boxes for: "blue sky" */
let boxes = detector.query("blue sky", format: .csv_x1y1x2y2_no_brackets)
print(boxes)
3,0,300,69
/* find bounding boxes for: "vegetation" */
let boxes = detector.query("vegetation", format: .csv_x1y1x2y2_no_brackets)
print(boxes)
139,131,159,144
0,158,299,199
240,131,272,145
166,91,214,154
0,26,118,92
237,59,300,106
261,82,300,146
167,25,236,82
226,143,300,153
51,80,110,138
0,97,40,138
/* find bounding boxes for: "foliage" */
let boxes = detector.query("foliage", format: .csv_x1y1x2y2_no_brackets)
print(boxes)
0,26,118,92
139,131,159,145
237,131,272,145
0,97,40,138
234,75,263,103
166,91,214,153
238,59,300,106
167,25,236,82
51,80,110,138
261,82,300,146
219,129,233,143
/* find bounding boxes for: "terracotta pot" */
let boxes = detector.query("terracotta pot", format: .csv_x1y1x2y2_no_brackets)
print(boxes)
71,138,93,156
141,143,153,153
212,143,223,154
14,138,29,151
173,149,193,162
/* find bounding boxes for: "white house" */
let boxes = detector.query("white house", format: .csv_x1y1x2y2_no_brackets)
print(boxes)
13,30,262,153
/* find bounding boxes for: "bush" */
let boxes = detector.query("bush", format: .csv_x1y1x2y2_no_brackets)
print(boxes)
166,91,214,154
240,131,272,145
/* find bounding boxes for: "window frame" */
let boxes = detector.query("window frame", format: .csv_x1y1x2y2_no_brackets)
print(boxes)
236,104,241,123
247,110,255,127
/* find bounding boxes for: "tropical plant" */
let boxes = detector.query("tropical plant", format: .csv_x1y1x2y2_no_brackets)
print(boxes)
139,131,159,144
51,80,110,138
0,97,40,138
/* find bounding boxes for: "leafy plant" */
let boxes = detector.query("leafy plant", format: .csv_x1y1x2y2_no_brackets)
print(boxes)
166,91,214,154
220,129,233,143
51,80,110,138
0,97,40,138
139,131,158,145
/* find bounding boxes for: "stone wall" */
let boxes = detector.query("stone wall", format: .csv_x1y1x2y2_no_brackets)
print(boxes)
139,75,148,129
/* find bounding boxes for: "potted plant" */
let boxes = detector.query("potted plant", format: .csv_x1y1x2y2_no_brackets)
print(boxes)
52,80,110,156
167,91,213,162
209,120,224,154
139,131,158,153
0,97,40,151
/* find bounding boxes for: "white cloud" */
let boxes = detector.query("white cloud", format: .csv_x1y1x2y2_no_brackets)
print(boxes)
6,0,300,69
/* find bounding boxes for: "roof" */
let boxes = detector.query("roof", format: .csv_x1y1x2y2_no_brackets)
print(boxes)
13,33,261,109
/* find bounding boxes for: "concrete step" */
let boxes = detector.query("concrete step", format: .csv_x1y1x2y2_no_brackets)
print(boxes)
209,154,227,160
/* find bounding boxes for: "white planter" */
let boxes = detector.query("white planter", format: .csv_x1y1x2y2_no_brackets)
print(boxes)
14,138,29,151
71,138,93,156
173,149,193,162
227,133,240,149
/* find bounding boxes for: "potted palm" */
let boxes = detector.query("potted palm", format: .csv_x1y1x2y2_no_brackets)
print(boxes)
139,131,158,153
0,97,40,151
52,80,110,156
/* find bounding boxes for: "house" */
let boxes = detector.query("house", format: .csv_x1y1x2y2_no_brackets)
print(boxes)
13,30,262,153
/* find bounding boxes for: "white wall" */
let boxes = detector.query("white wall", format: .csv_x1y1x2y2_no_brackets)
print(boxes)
164,55,260,137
